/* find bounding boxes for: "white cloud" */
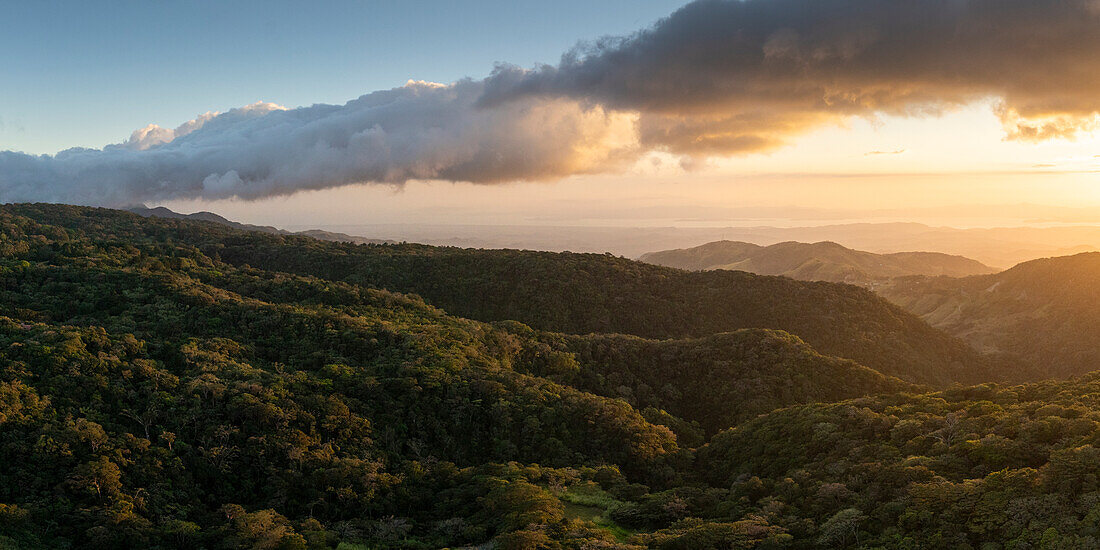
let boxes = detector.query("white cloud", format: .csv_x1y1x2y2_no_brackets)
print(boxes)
0,82,635,205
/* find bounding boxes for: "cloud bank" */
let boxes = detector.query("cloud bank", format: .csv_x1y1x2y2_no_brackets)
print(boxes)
3,0,1100,205
485,0,1100,150
1,83,635,205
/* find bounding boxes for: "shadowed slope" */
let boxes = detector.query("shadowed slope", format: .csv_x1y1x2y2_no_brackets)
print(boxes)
882,252,1100,379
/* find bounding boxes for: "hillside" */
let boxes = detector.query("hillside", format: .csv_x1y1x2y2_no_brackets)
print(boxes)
209,236,1018,388
0,203,930,548
128,205,393,245
640,240,997,286
524,328,917,436
692,377,1100,547
12,204,1019,387
4,204,1100,548
881,252,1100,379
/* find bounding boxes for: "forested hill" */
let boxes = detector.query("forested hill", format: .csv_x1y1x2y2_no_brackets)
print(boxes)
523,328,918,436
695,376,1100,548
0,202,914,548
128,205,392,245
640,240,997,285
3,203,1019,387
881,252,1100,379
5,203,1100,548
212,231,1013,388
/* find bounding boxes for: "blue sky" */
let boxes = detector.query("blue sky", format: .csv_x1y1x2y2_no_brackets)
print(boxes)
1,0,685,154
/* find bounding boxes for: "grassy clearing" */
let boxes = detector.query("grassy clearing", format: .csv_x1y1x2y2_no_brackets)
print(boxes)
557,482,635,542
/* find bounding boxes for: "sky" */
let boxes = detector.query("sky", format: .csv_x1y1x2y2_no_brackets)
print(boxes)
1,0,683,154
2,0,1100,229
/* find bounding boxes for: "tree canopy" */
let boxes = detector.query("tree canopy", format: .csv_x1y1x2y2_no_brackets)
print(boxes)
0,203,1084,549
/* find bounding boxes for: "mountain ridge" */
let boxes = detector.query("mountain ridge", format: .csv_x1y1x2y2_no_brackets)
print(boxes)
640,239,998,286
880,251,1100,379
127,205,394,245
8,203,1025,387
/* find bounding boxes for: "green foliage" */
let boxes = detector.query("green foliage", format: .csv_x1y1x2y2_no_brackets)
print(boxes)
535,329,917,434
209,237,1010,387
3,203,1012,387
0,205,686,547
694,377,1100,547
0,203,1086,548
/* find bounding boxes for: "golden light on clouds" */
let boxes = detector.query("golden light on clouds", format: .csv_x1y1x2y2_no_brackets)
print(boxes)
161,104,1100,229
4,0,1100,211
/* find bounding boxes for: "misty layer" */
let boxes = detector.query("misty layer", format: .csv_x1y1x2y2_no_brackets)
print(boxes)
3,0,1100,204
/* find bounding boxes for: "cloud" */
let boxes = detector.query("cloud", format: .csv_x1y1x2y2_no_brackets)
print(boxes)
3,0,1100,205
111,103,285,151
865,149,906,156
485,0,1100,149
1,81,636,205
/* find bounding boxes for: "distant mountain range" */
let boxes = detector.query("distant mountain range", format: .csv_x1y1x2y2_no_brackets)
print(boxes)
128,205,393,245
126,207,1100,267
301,220,1099,267
640,240,998,286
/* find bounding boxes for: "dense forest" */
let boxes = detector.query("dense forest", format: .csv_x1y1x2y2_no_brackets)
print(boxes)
523,328,916,437
209,241,1014,388
0,204,1095,549
14,204,1023,387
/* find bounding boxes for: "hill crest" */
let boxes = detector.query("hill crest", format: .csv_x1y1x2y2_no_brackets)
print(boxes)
880,251,1100,378
641,239,997,286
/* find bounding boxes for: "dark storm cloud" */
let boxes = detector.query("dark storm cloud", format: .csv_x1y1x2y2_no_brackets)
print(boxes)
484,0,1100,150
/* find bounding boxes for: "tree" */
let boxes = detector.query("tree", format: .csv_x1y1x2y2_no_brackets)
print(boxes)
68,457,122,501
818,508,867,547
